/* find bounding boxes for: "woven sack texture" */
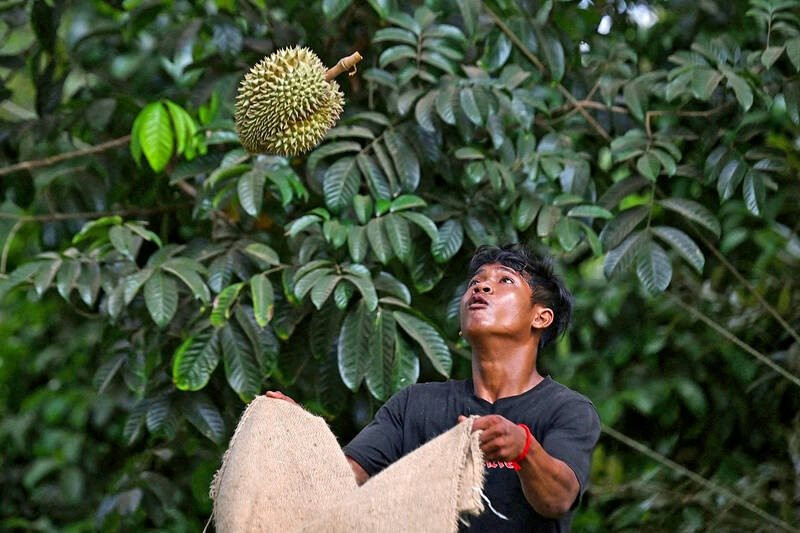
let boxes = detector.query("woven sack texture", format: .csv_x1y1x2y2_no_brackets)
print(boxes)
211,396,486,532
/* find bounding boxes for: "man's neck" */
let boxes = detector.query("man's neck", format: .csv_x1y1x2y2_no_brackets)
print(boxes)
469,336,543,403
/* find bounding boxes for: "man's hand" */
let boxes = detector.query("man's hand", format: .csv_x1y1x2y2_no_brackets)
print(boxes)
458,414,526,462
265,390,298,405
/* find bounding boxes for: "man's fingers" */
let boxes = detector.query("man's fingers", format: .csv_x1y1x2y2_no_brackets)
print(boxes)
265,390,298,404
457,415,468,423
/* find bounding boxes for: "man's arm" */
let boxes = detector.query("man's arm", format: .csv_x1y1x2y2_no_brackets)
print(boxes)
460,415,580,518
347,457,370,485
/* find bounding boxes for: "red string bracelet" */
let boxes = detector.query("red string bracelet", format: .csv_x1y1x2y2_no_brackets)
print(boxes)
511,423,532,471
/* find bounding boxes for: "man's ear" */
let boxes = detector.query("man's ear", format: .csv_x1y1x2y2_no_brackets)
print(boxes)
532,306,554,330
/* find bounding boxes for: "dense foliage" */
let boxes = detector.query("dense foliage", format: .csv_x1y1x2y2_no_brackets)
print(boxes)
1,0,799,530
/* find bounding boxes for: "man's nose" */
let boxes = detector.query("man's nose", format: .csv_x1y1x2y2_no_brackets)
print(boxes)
472,283,492,293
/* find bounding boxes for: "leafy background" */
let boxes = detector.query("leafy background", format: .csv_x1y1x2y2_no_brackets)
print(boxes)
1,0,799,530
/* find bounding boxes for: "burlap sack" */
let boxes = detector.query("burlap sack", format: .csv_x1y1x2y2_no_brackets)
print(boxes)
211,396,486,532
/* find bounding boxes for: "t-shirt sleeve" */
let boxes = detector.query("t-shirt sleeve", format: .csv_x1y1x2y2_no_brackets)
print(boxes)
342,387,410,476
541,399,601,508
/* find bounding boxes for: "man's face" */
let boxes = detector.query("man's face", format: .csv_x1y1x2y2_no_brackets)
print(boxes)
459,263,540,340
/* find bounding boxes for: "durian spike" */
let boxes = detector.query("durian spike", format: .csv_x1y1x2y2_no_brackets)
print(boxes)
324,52,363,82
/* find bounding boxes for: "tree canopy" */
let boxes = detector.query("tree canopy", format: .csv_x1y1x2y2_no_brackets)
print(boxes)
1,0,799,530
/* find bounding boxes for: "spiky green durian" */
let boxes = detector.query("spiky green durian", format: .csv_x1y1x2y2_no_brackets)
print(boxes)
235,46,344,157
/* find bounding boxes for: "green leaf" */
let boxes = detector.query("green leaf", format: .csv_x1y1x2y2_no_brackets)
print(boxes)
514,196,542,231
367,217,392,264
724,70,753,111
717,158,746,201
555,217,581,251
109,225,142,262
567,205,614,219
323,157,360,213
307,141,361,177
33,258,60,296
742,170,765,216
242,243,280,268
374,27,417,45
414,91,437,132
537,26,565,81
286,214,322,238
379,45,417,68
161,261,210,304
250,273,275,326
432,219,463,263
322,0,352,19
651,226,705,274
636,241,673,292
56,259,80,300
787,38,800,72
536,205,561,237
144,271,178,328
93,352,126,394
599,205,649,249
390,194,426,212
137,102,173,172
172,330,220,391
334,282,354,309
210,282,244,328
237,168,266,217
659,198,721,237
344,273,378,311
674,379,707,417
310,274,341,310
357,153,392,199
182,393,226,444
72,215,122,245
384,130,420,192
123,268,153,304
623,80,647,121
604,231,646,277
365,308,397,400
397,88,424,116
384,214,411,261
76,262,101,306
690,68,723,100
459,87,482,125
352,195,373,224
400,212,439,241
637,152,662,181
295,267,335,300
394,311,451,377
221,323,261,400
348,225,368,263
435,86,457,125
391,333,420,392
420,51,456,75
761,46,784,69
337,302,370,390
480,29,512,72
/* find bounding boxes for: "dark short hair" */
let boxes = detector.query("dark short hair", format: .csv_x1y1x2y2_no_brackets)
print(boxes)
467,244,573,351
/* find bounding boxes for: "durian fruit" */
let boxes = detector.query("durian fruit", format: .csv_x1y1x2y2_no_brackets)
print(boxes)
235,46,358,157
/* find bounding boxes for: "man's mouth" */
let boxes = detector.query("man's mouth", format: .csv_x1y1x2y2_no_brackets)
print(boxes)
467,295,489,309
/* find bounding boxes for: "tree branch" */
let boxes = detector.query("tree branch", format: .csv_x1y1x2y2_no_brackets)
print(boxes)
0,135,131,177
0,204,190,223
602,425,796,532
484,6,612,141
667,292,800,389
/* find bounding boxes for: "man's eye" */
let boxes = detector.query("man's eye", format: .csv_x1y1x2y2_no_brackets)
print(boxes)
501,277,513,283
468,279,477,286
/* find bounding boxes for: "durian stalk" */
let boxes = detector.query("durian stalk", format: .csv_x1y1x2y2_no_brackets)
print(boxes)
324,52,363,82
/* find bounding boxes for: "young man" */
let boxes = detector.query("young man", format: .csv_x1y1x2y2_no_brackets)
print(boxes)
340,244,601,531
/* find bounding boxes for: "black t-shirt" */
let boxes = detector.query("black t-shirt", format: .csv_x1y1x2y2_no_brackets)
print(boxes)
343,377,601,532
